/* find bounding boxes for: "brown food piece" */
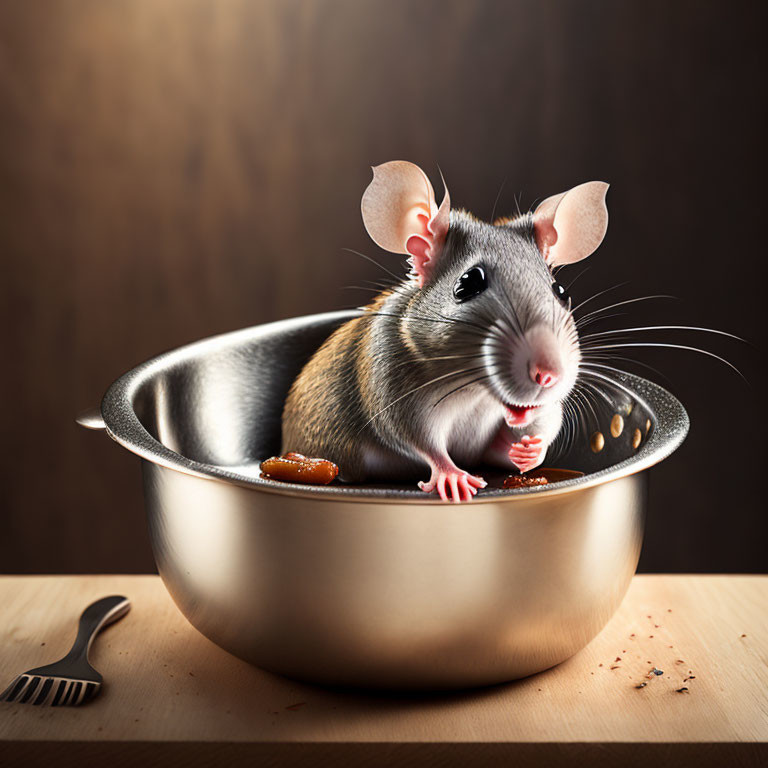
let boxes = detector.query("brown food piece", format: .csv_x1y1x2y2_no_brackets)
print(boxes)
503,475,549,489
261,452,339,485
501,467,583,489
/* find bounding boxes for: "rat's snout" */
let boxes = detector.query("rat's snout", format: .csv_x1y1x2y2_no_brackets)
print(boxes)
529,363,559,388
524,325,565,393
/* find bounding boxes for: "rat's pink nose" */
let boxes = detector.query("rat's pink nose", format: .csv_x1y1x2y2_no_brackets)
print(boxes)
530,364,558,388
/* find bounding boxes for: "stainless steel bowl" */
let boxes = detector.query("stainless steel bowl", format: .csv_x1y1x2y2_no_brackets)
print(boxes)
81,310,688,689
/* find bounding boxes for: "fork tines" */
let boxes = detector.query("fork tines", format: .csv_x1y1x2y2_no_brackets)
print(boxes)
0,674,100,706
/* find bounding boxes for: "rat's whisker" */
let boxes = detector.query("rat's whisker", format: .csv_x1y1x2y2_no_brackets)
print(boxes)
578,342,749,383
579,325,746,343
489,177,507,223
579,355,673,385
358,366,488,431
391,353,486,370
570,281,630,315
575,295,676,326
564,265,592,291
578,368,657,405
432,374,495,407
575,312,628,331
341,247,403,282
366,310,488,338
574,377,615,408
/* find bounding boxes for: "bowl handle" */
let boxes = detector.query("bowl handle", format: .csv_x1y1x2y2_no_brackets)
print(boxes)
76,407,106,430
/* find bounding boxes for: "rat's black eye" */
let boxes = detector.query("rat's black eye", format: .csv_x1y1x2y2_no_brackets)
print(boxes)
552,281,569,305
453,266,488,303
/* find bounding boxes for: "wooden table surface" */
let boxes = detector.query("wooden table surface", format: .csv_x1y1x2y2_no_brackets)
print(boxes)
1,575,766,767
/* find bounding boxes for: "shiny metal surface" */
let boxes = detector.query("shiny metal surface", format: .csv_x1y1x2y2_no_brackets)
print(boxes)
88,310,688,689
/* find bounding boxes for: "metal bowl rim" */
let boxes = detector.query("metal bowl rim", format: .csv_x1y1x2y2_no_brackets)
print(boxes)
100,310,689,505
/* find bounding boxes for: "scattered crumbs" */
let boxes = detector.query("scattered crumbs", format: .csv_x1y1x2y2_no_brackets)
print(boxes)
683,675,696,682
610,665,620,670
741,634,747,638
635,682,647,689
537,688,542,692
668,645,674,649
286,702,306,711
40,642,45,646
675,659,685,665
649,635,654,639
590,672,594,675
169,674,174,678
654,624,660,628
676,687,689,694
630,634,636,638
667,608,672,612
615,656,622,662
188,672,195,677
647,615,652,619
622,650,627,653
598,663,603,667
647,661,652,664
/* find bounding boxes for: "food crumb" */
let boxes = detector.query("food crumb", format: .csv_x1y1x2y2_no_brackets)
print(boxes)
503,474,549,489
599,663,603,667
667,609,672,612
683,675,696,682
40,642,45,646
649,635,654,638
675,659,685,665
610,665,620,670
615,656,622,662
189,672,194,677
741,634,747,638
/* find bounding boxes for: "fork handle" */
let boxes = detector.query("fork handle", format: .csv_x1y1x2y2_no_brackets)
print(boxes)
63,595,131,663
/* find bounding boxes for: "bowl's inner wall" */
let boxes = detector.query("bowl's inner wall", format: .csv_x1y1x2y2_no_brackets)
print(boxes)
132,313,653,476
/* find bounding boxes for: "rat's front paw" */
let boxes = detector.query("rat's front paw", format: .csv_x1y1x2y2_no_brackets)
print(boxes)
509,435,546,474
419,468,486,503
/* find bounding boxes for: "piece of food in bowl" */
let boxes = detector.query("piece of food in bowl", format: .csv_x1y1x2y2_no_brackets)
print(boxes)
260,452,339,485
502,467,584,489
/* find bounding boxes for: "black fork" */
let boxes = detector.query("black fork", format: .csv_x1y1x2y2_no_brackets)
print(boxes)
1,595,130,706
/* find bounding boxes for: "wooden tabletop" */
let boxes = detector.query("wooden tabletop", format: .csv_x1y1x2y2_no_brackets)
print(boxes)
1,575,766,767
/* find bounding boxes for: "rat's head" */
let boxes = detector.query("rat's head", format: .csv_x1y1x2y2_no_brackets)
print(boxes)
361,161,608,426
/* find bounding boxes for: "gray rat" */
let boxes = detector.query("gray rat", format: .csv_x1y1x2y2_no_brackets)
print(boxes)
281,161,608,502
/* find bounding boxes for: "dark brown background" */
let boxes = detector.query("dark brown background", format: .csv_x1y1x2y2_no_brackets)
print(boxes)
1,0,765,574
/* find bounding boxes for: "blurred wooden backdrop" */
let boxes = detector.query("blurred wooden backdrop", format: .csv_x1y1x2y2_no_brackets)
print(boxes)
1,0,765,574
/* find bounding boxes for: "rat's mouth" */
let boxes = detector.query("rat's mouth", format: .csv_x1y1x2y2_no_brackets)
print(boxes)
504,403,541,427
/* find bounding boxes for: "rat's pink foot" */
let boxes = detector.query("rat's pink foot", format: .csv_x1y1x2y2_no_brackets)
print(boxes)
418,467,486,503
508,434,546,474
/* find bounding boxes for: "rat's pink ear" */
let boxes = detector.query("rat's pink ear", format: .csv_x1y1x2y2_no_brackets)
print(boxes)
361,161,450,286
533,181,609,267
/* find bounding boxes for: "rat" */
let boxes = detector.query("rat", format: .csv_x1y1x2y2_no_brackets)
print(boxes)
281,161,608,502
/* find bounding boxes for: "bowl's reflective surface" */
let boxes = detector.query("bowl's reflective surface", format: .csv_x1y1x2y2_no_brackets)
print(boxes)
98,310,687,689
